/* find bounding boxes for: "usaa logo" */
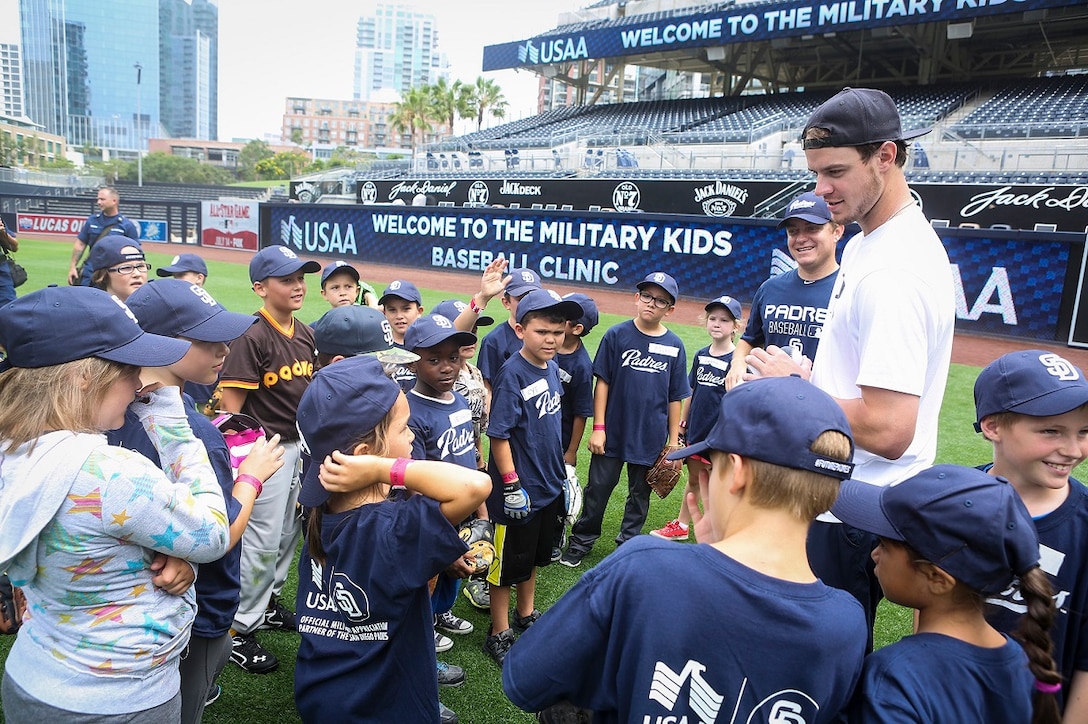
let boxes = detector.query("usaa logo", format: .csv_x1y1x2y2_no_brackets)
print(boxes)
693,181,749,217
468,181,490,205
518,36,589,65
613,182,641,212
360,182,378,204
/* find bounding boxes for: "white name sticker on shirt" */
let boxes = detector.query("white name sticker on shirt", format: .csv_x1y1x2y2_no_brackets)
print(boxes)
1039,543,1065,577
448,408,473,427
698,355,730,371
521,378,549,400
648,343,679,357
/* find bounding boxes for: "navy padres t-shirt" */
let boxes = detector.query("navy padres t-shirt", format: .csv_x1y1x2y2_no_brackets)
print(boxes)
593,320,690,466
743,269,838,360
686,345,734,445
486,353,566,524
478,322,522,384
407,390,477,470
556,345,594,451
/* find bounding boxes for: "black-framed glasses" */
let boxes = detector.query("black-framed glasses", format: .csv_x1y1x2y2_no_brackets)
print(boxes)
107,262,151,275
638,291,672,309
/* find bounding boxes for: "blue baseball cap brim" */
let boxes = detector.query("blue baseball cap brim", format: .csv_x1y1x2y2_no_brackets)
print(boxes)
156,253,208,277
249,246,321,283
404,315,476,351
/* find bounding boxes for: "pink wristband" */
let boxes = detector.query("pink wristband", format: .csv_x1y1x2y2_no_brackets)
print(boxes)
470,296,484,314
501,471,519,484
389,457,411,488
592,424,605,431
235,473,263,498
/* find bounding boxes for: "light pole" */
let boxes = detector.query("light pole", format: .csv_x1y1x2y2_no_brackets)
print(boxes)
134,62,142,187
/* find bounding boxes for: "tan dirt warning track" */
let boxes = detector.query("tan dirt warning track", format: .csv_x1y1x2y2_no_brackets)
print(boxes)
147,241,1088,371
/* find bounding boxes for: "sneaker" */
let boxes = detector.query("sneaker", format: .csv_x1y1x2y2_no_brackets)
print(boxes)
259,596,297,631
204,684,222,707
435,630,454,653
435,611,473,636
559,548,585,568
439,702,459,724
437,660,466,687
229,632,278,674
462,578,490,610
649,519,689,541
550,547,562,562
483,628,517,667
512,609,541,635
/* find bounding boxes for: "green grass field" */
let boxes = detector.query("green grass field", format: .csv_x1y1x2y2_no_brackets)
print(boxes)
0,237,1078,722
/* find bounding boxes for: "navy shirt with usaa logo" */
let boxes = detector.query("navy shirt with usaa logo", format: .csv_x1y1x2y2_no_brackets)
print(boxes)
218,308,315,439
593,320,690,466
742,268,838,361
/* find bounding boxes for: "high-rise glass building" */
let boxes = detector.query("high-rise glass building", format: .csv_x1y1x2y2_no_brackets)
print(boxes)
0,44,25,119
353,3,447,102
19,0,217,155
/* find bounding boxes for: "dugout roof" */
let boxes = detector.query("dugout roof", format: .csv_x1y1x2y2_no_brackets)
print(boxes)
483,0,1088,95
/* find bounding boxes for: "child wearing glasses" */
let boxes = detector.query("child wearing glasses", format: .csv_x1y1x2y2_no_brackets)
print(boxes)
561,272,690,568
87,236,149,301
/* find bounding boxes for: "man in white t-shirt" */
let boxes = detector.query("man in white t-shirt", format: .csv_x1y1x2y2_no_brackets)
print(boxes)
748,88,955,640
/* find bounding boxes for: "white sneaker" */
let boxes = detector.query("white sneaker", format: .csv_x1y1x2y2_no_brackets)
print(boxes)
435,630,454,653
435,610,474,635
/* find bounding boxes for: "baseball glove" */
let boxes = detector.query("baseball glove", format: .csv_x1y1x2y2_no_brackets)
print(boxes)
646,445,683,499
458,518,497,575
0,574,26,635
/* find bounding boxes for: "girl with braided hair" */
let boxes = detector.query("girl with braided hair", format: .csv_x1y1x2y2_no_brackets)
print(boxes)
831,464,1060,724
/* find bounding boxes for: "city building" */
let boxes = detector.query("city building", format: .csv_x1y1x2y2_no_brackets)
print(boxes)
0,113,66,166
148,137,298,170
353,3,448,102
0,44,25,119
18,0,218,158
283,96,443,158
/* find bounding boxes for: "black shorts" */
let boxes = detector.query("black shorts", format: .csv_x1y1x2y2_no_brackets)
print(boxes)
487,496,563,587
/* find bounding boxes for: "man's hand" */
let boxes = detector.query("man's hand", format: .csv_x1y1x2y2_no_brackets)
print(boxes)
745,345,812,380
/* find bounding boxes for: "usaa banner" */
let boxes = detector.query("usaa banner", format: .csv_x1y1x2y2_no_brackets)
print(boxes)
483,0,1079,70
262,204,1073,343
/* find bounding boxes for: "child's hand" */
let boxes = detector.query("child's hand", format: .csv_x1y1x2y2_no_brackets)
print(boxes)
150,553,196,595
502,482,531,520
446,556,476,579
319,449,381,493
238,433,285,483
588,429,606,456
477,256,511,303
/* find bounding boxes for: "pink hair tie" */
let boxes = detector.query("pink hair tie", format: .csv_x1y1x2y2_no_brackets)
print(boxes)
1034,680,1061,695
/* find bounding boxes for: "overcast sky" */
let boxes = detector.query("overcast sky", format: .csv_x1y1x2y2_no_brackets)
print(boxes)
216,0,588,140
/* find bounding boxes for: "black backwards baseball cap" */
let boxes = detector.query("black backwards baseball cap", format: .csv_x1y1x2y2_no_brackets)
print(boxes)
156,252,208,278
777,192,834,229
125,278,256,343
973,350,1088,431
433,299,494,328
506,268,542,297
637,271,679,304
297,355,403,508
312,305,417,364
705,295,742,320
88,236,144,273
515,289,584,325
320,260,360,287
378,279,422,306
667,376,855,481
802,88,931,150
563,292,598,334
249,245,321,283
0,286,190,370
404,314,476,352
831,465,1039,596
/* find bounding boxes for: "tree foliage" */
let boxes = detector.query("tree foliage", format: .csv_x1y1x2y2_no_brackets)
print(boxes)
254,151,312,180
238,139,274,181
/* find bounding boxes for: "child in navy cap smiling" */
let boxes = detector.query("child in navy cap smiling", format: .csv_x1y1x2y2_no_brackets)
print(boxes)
504,376,865,722
292,355,490,724
832,464,1060,723
0,287,229,721
974,350,1088,719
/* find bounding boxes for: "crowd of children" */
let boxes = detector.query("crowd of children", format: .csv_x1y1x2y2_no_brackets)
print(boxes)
3,201,1088,724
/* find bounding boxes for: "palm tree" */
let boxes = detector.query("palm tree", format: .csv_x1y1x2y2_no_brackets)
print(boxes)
389,86,436,152
428,78,473,137
468,76,508,132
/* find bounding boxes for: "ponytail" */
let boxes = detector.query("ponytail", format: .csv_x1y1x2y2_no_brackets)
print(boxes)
1012,567,1061,724
306,506,328,567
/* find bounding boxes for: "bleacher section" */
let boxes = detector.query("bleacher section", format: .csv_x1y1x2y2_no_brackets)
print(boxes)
953,77,1088,139
106,182,271,202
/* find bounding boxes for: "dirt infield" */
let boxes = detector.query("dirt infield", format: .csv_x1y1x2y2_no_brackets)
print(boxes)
153,241,1088,371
